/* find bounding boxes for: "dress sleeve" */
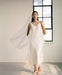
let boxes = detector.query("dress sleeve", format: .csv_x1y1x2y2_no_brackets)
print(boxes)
9,15,32,50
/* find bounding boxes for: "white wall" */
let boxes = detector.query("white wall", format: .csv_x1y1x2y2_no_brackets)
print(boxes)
0,0,62,62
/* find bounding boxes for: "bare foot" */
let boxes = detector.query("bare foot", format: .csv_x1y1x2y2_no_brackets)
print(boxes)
38,67,41,75
38,71,41,75
33,71,36,75
34,69,37,72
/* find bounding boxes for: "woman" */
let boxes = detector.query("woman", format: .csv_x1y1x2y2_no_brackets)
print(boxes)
27,11,46,75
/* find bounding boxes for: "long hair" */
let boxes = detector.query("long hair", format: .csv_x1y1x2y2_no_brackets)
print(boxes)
31,11,39,22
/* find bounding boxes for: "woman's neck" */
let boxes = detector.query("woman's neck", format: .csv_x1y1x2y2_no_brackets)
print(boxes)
33,20,39,23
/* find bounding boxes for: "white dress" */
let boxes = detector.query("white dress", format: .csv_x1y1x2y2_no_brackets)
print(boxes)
28,21,44,67
9,20,44,67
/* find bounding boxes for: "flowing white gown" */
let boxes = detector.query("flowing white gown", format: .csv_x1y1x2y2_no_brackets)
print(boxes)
28,21,44,67
9,18,45,67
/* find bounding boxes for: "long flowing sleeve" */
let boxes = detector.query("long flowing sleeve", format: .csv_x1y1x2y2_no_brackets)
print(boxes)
9,15,32,50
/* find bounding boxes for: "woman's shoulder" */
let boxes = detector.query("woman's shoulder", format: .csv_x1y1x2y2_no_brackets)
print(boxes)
29,22,33,24
39,21,43,24
28,22,32,28
28,22,32,26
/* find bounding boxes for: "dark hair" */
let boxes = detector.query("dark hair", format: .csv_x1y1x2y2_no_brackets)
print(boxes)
31,11,39,22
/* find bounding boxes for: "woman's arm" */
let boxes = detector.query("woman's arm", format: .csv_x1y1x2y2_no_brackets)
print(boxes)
40,21,46,35
27,23,31,36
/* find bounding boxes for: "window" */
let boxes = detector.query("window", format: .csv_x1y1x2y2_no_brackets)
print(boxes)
33,0,53,42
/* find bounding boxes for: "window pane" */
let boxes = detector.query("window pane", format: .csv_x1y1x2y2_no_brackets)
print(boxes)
43,7,51,17
44,29,52,40
43,0,51,5
34,0,42,5
34,7,42,17
43,18,51,28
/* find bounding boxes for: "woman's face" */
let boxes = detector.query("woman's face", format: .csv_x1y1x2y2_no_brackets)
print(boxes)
32,12,38,20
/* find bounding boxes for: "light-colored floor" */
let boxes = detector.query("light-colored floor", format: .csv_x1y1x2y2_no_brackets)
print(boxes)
0,62,62,75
